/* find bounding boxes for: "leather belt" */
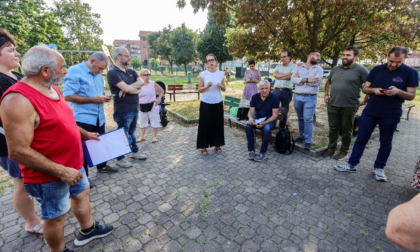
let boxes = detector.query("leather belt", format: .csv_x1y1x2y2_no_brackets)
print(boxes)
275,88,291,90
295,93,317,97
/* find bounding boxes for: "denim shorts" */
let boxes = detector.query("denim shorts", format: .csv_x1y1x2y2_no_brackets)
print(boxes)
24,167,89,220
0,156,22,179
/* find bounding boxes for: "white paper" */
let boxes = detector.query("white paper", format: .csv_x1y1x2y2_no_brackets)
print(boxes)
254,117,266,125
0,126,4,135
84,128,131,166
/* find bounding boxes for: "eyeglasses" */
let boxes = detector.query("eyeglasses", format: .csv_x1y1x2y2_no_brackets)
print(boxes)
206,59,216,63
142,74,151,76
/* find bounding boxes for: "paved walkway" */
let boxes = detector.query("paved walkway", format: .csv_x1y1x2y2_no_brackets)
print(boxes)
1,108,419,252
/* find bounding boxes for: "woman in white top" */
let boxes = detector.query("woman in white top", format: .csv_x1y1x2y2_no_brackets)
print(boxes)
136,69,164,143
197,54,226,155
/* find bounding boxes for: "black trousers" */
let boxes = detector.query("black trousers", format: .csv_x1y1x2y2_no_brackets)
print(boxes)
77,119,106,177
197,101,225,149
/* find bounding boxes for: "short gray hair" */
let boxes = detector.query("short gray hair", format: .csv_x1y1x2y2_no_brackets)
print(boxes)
22,44,58,76
258,79,270,88
112,47,128,60
89,52,109,64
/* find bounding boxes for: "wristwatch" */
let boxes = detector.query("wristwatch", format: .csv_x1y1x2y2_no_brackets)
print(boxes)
325,94,329,97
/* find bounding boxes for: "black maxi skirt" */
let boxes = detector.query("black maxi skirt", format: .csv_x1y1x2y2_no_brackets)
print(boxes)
197,101,225,149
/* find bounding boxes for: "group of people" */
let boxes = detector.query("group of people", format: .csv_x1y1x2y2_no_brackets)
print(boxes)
1,24,420,251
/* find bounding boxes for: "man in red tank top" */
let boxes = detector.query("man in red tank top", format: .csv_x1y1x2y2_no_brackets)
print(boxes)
0,45,113,252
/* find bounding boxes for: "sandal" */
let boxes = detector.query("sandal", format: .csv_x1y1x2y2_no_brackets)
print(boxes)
201,148,208,156
136,137,146,143
215,147,222,153
25,221,43,234
152,137,157,143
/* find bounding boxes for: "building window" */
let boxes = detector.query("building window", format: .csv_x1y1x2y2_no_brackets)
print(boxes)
143,45,146,48
143,38,147,41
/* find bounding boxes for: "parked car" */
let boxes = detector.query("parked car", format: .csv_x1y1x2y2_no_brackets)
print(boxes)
323,70,331,78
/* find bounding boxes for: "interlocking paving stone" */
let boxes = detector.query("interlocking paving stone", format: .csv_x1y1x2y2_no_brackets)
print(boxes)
1,107,419,251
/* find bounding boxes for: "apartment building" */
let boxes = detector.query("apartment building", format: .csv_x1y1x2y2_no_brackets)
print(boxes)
112,39,141,59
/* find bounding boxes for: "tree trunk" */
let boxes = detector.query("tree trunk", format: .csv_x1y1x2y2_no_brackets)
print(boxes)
170,62,173,74
331,50,340,68
184,63,187,76
219,62,222,70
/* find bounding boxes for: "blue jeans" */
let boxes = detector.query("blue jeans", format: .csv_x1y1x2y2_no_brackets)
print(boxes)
24,167,89,220
246,121,277,154
0,156,22,179
273,89,293,129
293,94,317,143
348,112,400,169
113,111,139,160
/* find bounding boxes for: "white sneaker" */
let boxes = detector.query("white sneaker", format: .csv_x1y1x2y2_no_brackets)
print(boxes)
132,152,147,160
116,159,132,168
373,169,387,182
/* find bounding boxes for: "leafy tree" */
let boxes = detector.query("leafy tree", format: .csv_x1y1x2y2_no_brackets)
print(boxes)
171,23,197,76
0,0,65,55
196,11,233,70
52,0,104,59
130,57,141,69
178,0,420,67
147,26,175,74
150,58,161,69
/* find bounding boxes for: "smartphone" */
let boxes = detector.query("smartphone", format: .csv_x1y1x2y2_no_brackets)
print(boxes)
109,94,116,97
380,89,388,93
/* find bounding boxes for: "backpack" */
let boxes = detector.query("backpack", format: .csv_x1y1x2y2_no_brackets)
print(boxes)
237,107,250,121
230,107,239,117
275,126,295,154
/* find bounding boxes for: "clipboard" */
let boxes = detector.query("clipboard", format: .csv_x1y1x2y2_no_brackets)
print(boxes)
82,128,132,167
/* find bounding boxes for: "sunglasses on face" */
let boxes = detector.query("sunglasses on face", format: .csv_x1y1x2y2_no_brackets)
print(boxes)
142,74,151,76
206,59,216,63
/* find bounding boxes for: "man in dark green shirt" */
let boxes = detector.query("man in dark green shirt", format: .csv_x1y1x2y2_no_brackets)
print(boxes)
323,47,369,160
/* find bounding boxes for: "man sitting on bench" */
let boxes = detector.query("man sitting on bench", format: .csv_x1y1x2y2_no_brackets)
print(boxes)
246,79,279,162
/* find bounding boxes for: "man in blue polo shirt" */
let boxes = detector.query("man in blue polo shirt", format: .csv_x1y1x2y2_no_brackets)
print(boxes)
107,47,147,168
335,46,418,182
64,52,118,175
246,79,280,162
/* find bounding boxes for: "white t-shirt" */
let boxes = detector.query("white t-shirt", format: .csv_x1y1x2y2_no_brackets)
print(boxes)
199,70,224,104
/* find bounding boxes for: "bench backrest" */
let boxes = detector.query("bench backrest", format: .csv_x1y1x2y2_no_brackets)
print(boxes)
224,96,241,109
168,85,184,91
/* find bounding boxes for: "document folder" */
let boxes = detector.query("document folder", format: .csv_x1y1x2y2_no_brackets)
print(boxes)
82,128,132,167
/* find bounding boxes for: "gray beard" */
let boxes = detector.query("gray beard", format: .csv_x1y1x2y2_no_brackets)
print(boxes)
43,71,64,88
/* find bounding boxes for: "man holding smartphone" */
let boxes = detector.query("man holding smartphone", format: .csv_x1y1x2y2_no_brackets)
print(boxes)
64,52,118,175
335,46,418,182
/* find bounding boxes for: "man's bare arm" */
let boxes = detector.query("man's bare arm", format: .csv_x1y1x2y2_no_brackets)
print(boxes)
386,193,420,251
1,93,82,185
392,86,416,101
116,77,145,94
64,94,111,104
262,108,279,125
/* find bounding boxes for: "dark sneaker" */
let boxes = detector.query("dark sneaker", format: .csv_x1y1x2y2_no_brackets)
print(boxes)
334,163,357,172
322,150,334,158
97,166,118,173
254,153,267,162
248,151,255,160
333,152,348,160
374,169,387,182
74,221,113,246
62,247,74,252
304,143,311,150
294,137,305,143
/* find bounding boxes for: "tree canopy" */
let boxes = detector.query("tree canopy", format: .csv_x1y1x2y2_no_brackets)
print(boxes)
170,23,197,76
177,0,420,67
196,11,233,70
52,0,103,54
0,0,65,55
130,57,141,69
147,26,175,73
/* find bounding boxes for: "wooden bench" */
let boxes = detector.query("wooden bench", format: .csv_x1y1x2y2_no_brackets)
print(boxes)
224,95,285,144
402,104,415,120
167,84,200,102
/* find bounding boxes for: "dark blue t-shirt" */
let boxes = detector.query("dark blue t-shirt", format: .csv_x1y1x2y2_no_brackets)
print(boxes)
363,63,418,118
107,66,140,113
250,92,280,119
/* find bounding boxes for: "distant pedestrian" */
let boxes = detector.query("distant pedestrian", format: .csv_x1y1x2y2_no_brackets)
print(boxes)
0,28,43,235
291,50,324,150
197,53,226,155
335,46,418,182
73,61,79,66
242,60,261,100
136,69,164,143
322,47,369,160
273,50,296,129
64,52,118,175
225,67,231,85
